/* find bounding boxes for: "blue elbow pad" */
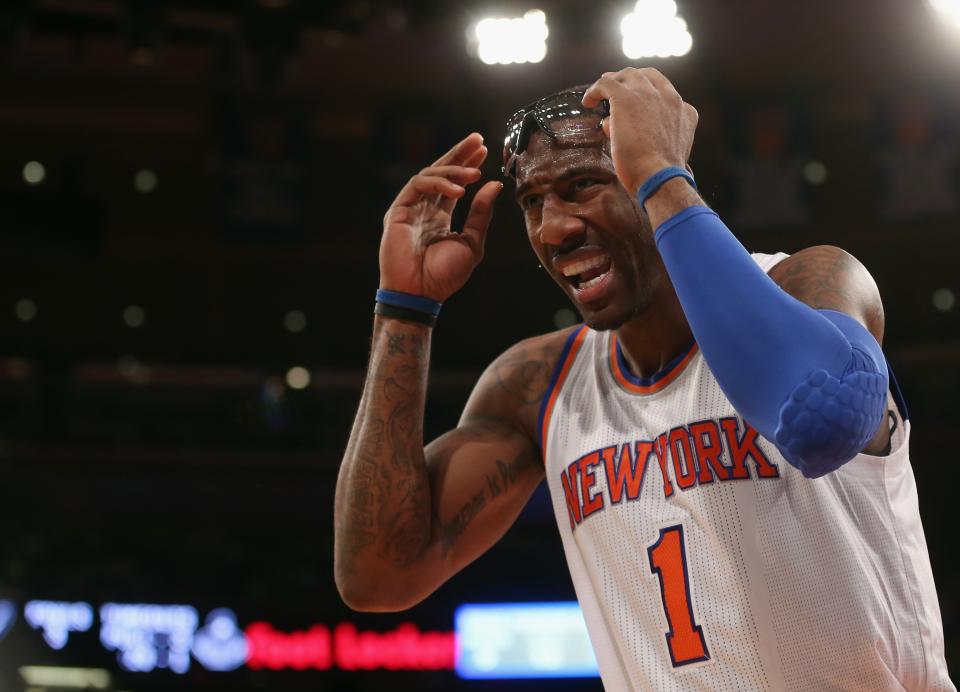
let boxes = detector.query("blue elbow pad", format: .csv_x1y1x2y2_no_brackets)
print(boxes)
774,310,888,477
655,206,889,478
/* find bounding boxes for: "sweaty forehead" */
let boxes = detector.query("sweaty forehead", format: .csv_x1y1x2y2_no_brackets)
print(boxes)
514,128,612,186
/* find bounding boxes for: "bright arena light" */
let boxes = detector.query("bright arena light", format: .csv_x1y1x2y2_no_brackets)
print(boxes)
620,0,693,59
929,0,960,28
474,10,548,65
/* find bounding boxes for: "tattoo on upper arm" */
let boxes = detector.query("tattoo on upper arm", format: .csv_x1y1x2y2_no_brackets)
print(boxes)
440,449,539,559
770,246,883,341
770,247,858,311
485,450,532,499
440,490,487,556
492,347,553,405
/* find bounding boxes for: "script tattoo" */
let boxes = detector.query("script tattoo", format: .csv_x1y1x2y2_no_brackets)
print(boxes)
440,490,487,557
439,448,538,558
486,451,530,499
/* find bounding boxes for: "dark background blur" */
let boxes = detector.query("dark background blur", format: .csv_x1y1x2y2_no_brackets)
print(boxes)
0,0,958,690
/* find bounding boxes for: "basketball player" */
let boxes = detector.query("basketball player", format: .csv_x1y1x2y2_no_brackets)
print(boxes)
334,68,954,690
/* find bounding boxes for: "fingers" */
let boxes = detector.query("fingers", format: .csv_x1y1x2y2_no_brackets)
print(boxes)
421,165,483,183
462,144,489,170
412,176,467,198
582,72,630,108
389,135,494,232
582,67,678,108
432,132,485,167
628,67,670,91
393,176,463,208
460,180,503,259
393,165,482,208
437,147,488,214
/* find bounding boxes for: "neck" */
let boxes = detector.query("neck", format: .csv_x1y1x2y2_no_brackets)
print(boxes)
614,281,693,379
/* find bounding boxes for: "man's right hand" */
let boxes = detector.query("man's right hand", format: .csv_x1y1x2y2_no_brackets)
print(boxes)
379,132,503,303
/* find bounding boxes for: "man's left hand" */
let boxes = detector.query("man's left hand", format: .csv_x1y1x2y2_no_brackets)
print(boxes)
582,67,699,196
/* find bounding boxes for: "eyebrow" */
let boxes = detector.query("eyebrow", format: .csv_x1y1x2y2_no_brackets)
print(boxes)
515,164,608,201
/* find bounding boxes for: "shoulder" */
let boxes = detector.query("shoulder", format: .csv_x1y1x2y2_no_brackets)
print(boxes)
486,326,580,402
766,245,885,342
461,326,582,443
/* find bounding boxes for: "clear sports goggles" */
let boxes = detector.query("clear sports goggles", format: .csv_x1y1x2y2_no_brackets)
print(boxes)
501,89,610,178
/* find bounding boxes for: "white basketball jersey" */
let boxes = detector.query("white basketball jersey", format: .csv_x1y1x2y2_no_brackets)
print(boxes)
541,253,954,691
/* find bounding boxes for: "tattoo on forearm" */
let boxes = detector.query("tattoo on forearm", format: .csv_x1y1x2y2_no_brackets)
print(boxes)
342,418,387,549
384,474,431,567
337,322,432,571
387,333,407,356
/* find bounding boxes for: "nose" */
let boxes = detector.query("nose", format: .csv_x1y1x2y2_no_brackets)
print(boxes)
537,193,586,249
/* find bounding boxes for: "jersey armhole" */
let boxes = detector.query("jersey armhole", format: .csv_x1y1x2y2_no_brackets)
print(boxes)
886,357,909,423
536,325,589,461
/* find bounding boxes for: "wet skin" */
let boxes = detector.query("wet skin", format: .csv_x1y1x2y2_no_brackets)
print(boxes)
514,128,695,378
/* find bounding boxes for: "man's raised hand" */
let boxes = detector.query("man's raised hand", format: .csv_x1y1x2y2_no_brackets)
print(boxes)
582,68,698,196
379,133,503,303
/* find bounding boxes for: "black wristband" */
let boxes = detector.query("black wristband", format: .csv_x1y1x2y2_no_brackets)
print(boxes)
374,301,437,327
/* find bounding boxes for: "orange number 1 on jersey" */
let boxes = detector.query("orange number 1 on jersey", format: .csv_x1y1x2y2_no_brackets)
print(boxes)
647,525,711,667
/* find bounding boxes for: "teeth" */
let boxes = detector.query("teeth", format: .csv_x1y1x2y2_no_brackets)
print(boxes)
562,255,609,278
579,273,607,290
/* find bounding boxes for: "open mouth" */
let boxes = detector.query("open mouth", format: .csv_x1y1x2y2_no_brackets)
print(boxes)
561,254,612,290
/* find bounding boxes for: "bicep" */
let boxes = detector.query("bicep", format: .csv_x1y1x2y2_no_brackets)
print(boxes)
390,332,561,604
424,418,543,572
768,245,885,344
417,334,560,582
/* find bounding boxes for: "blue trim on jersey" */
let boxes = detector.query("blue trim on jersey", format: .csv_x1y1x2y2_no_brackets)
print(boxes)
537,326,587,455
886,358,909,422
615,338,697,387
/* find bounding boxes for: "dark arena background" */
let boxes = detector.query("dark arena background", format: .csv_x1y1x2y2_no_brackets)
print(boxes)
0,0,958,690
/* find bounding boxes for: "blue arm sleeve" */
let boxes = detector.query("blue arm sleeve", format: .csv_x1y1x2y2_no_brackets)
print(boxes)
654,205,888,478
